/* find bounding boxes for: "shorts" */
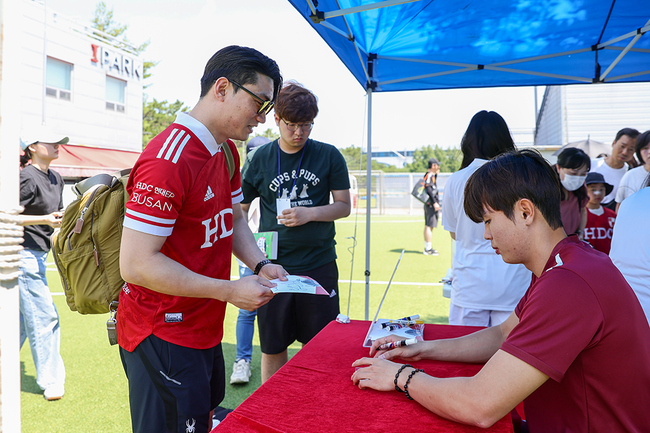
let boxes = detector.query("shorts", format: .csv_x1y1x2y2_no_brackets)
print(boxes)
448,303,512,327
257,261,340,354
424,204,439,228
119,334,225,433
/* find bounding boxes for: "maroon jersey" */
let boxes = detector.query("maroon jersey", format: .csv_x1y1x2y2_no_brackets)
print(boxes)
584,206,616,254
502,237,650,431
118,112,242,351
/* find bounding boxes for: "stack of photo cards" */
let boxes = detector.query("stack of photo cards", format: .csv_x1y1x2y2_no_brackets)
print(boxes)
363,319,424,348
269,275,335,297
362,250,423,347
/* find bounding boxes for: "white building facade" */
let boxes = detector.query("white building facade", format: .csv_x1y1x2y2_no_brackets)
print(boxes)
20,0,143,153
534,83,650,152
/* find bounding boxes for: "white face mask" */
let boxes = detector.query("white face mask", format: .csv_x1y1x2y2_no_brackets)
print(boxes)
561,174,587,191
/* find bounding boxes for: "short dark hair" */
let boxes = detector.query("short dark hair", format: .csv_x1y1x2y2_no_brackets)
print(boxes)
634,130,650,164
614,127,640,142
199,45,282,100
274,82,319,123
556,147,590,171
464,149,563,230
428,158,440,169
460,111,516,169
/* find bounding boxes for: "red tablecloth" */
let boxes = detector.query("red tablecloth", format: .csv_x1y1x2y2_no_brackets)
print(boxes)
216,320,513,433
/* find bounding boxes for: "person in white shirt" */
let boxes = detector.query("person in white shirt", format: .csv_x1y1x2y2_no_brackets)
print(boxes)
590,127,639,210
442,111,531,327
610,176,650,323
615,130,650,211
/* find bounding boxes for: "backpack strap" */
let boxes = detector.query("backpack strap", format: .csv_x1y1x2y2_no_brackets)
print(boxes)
73,174,115,198
73,168,132,197
221,141,235,180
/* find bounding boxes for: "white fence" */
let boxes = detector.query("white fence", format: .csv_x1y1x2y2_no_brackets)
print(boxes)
349,170,451,215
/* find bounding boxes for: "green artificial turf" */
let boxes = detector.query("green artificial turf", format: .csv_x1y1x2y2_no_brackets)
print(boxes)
20,214,452,432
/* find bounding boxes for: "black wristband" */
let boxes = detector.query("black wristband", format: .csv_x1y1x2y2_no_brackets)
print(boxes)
404,368,424,400
394,364,413,393
253,259,272,275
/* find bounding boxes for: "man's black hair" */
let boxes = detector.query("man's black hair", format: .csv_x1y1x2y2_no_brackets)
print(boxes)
199,45,283,100
428,158,440,169
614,127,640,142
464,149,563,230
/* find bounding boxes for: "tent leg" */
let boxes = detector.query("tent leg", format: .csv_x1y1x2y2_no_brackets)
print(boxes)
364,88,372,320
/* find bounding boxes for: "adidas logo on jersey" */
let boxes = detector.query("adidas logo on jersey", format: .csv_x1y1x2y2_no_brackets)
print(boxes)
204,186,215,202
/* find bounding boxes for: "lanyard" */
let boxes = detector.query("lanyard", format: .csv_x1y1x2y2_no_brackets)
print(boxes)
277,140,307,198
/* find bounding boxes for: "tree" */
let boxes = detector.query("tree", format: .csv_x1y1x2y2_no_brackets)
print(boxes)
91,2,181,148
142,99,189,147
258,128,279,141
91,2,157,83
406,144,462,173
338,145,394,172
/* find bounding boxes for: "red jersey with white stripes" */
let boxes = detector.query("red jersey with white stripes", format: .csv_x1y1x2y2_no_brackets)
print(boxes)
118,112,243,351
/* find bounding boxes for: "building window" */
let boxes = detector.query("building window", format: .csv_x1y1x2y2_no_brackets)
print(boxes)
106,76,126,112
46,57,72,100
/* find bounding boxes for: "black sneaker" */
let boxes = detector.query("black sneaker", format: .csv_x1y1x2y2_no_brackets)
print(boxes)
423,249,439,256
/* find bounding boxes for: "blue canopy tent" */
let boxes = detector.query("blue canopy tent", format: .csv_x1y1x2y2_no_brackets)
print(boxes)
286,0,650,318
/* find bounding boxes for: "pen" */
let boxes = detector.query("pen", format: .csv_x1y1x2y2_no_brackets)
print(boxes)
390,319,424,325
397,315,420,321
378,338,418,351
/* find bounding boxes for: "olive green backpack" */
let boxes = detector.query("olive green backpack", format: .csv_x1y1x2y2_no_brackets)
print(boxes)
52,169,131,314
52,143,236,315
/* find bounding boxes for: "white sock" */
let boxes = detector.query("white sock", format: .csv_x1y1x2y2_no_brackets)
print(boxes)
425,242,432,250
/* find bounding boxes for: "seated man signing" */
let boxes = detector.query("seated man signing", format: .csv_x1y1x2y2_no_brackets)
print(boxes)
352,149,650,431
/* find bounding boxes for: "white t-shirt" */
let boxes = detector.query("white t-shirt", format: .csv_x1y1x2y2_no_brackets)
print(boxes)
590,158,628,204
610,187,650,323
441,159,531,311
615,166,650,204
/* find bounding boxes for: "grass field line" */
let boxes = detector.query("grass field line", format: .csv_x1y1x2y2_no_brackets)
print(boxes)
336,219,422,224
49,277,443,297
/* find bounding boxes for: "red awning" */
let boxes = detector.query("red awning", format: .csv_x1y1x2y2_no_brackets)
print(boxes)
51,144,141,178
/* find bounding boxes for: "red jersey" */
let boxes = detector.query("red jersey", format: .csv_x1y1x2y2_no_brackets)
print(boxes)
502,236,650,431
584,206,616,254
117,112,243,351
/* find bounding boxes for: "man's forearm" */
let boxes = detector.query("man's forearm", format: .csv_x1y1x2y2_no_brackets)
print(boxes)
120,228,235,300
308,200,350,222
425,325,507,364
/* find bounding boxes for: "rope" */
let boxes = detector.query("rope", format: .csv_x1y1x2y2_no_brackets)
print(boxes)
0,207,24,282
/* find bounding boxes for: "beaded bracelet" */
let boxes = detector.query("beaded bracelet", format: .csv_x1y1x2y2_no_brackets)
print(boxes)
404,368,424,400
254,259,272,275
394,364,413,392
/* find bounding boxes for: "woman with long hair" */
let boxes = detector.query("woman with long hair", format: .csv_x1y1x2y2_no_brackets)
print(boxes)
18,130,67,401
441,111,531,327
555,147,590,237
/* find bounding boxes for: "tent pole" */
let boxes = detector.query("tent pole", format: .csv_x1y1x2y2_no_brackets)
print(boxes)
364,88,372,320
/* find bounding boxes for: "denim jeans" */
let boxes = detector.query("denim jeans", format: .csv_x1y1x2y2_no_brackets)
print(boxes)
235,264,257,362
19,249,66,391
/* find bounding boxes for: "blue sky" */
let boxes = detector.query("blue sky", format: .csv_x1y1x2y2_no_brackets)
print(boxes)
47,0,542,151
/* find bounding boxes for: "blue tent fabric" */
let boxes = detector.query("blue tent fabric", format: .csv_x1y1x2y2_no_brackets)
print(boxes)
288,0,650,92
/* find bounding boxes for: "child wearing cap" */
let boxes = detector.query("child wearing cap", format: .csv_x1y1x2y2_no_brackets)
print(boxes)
583,172,617,254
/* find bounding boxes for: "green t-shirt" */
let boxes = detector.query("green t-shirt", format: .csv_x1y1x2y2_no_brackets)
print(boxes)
241,139,350,273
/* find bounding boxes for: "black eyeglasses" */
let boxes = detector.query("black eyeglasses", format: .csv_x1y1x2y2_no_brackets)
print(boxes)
230,79,274,115
281,119,314,132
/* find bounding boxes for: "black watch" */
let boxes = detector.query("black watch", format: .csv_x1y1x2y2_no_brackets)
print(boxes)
254,259,272,275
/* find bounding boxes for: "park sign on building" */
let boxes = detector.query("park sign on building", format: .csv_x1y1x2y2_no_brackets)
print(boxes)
19,0,143,163
90,44,143,82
